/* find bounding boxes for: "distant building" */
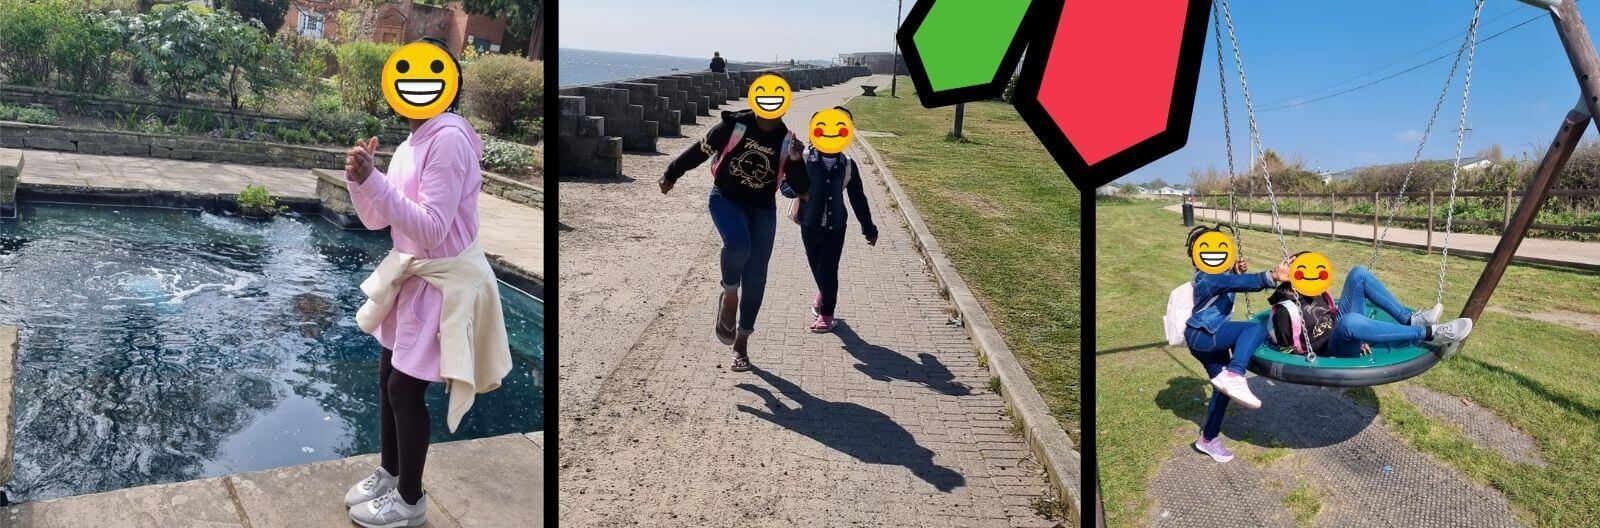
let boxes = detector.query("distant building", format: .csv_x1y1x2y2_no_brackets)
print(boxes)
837,52,908,75
1144,186,1186,196
1095,185,1120,196
1317,156,1494,184
286,0,533,57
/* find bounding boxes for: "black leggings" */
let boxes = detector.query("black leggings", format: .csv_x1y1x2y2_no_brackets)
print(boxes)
379,348,431,504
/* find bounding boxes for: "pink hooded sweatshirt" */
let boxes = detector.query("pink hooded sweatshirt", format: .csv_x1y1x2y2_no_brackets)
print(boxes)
347,112,483,383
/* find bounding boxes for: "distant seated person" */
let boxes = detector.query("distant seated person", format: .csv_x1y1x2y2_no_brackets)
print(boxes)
1267,252,1473,359
710,51,727,73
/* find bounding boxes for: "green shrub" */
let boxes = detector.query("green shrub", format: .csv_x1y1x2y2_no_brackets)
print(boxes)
236,183,287,216
335,41,398,117
212,9,293,109
462,54,543,136
480,134,537,175
122,5,227,101
50,10,127,93
0,0,68,86
0,103,58,125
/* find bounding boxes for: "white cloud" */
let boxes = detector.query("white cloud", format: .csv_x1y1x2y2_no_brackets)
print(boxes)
1396,129,1425,142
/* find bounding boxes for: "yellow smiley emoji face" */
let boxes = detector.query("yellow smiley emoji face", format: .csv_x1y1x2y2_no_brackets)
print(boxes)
1289,252,1334,297
1189,230,1237,274
381,42,460,120
810,108,854,154
748,74,791,119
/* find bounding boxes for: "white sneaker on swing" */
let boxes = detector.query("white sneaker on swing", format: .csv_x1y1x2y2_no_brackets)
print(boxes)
1409,303,1444,327
1427,318,1474,358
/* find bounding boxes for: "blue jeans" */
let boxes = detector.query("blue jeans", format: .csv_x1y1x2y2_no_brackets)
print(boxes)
1328,266,1424,357
800,226,847,317
1184,321,1266,376
709,188,777,333
1184,321,1265,441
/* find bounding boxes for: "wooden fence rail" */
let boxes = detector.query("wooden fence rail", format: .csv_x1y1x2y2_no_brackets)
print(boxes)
1192,188,1600,251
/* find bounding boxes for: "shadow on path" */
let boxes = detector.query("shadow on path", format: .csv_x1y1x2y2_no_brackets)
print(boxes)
1155,375,1377,449
735,366,967,492
834,322,971,396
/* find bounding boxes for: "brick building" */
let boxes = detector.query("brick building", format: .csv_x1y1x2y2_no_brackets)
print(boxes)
286,0,531,57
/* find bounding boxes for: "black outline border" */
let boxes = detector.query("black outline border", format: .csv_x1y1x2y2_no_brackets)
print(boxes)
896,0,1042,108
1013,0,1213,190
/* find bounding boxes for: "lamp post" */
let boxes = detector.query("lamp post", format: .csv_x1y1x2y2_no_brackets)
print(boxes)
892,0,902,97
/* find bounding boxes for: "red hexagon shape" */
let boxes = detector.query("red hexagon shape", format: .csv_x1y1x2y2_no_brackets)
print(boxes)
1014,0,1212,190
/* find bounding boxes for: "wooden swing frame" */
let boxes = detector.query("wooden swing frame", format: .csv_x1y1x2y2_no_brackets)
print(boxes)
1460,0,1600,349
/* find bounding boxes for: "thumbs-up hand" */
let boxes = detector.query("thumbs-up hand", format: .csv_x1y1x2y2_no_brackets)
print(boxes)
346,137,379,184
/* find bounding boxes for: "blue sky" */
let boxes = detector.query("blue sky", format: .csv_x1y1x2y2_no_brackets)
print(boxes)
1127,0,1575,184
561,1,1586,185
559,0,905,62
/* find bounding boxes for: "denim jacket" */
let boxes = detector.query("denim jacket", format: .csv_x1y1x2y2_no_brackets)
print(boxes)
1185,270,1275,333
782,148,877,238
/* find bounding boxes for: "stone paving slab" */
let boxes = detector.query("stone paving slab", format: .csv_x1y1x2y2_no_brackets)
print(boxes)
3,433,540,527
1172,203,1600,269
2,477,245,527
14,149,542,279
422,434,542,526
559,75,1059,527
227,453,462,528
1146,375,1522,527
0,326,13,488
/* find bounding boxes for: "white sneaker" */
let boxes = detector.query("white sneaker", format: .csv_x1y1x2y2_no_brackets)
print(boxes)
1209,371,1261,409
349,488,427,528
1409,303,1444,327
1428,318,1474,358
344,467,397,508
1193,436,1235,463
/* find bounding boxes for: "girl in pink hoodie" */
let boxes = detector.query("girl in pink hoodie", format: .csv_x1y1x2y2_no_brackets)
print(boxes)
340,39,484,527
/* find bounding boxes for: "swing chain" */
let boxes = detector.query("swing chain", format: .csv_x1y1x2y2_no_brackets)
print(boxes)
1371,9,1481,268
1438,0,1486,309
1217,0,1290,260
1213,5,1252,315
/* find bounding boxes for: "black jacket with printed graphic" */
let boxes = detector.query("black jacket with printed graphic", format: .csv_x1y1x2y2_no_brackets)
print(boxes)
663,110,810,205
1268,284,1337,355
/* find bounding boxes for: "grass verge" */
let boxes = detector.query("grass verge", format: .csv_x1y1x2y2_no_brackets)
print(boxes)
1096,199,1600,527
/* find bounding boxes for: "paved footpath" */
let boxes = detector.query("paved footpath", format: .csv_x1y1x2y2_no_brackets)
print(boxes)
1173,203,1600,269
559,75,1059,527
18,150,542,278
1142,375,1520,527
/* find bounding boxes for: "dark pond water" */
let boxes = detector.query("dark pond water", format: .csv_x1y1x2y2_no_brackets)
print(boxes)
0,203,543,502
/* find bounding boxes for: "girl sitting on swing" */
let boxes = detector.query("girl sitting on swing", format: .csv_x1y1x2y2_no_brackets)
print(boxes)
1177,226,1285,462
1265,251,1472,361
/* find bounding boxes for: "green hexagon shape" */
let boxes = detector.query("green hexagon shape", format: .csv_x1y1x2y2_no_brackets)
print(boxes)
909,0,1033,92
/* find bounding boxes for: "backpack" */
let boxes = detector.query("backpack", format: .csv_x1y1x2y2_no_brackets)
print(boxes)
1163,279,1220,346
710,121,795,190
1267,288,1340,358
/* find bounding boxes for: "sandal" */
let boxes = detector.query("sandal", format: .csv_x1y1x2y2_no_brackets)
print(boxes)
730,350,752,372
808,315,837,333
714,293,736,345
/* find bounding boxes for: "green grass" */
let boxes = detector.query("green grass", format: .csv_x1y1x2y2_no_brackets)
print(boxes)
1097,200,1600,527
1282,481,1323,527
851,78,1080,441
